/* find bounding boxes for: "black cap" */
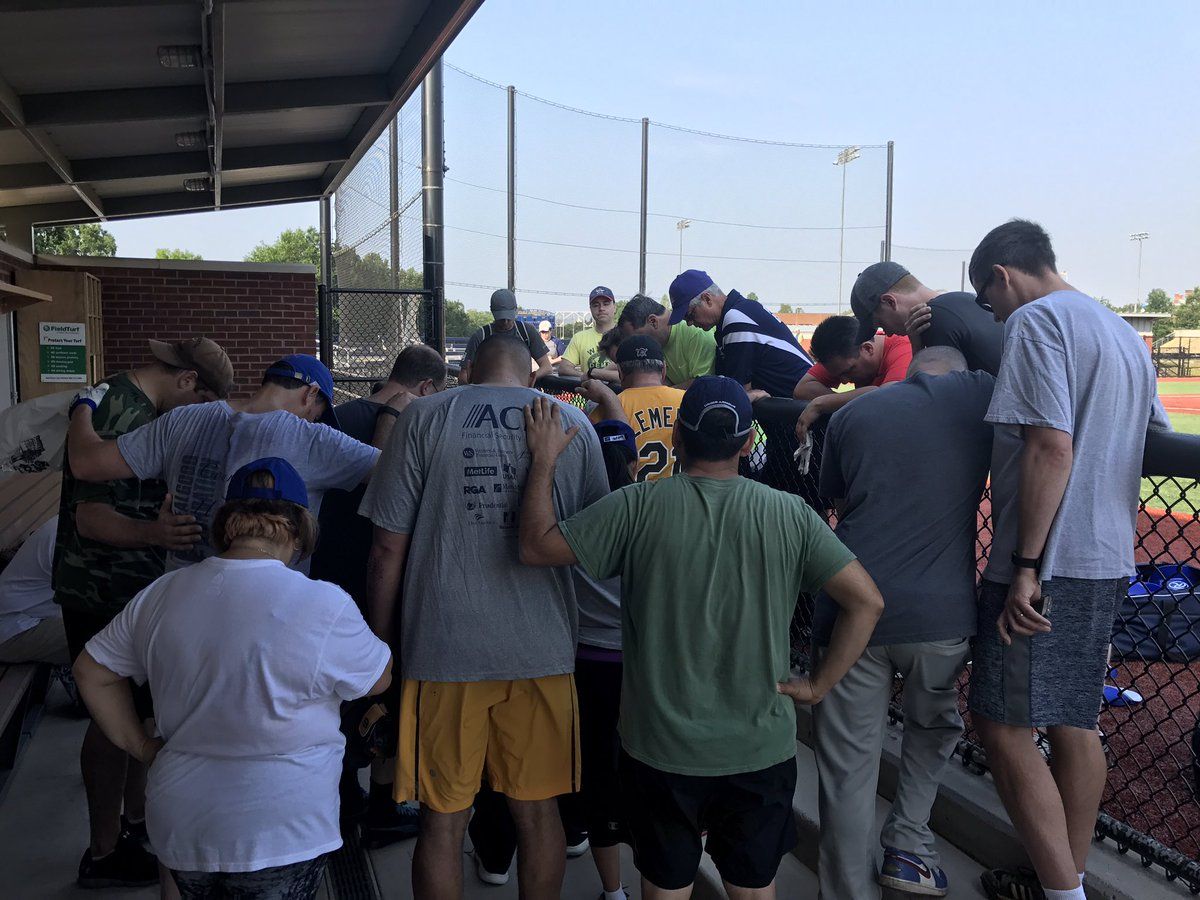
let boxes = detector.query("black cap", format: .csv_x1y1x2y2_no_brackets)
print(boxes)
614,334,664,365
850,261,909,343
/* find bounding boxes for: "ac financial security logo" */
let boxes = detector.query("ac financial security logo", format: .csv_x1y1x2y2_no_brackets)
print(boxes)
461,403,526,431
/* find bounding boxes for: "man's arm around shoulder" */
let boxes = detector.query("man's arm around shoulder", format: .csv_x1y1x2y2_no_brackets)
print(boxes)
67,404,137,482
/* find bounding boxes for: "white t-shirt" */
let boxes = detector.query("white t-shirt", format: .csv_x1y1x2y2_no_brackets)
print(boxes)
0,515,59,645
85,556,390,873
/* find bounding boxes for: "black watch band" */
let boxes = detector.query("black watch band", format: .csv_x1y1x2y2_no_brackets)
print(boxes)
377,405,402,420
1011,551,1042,572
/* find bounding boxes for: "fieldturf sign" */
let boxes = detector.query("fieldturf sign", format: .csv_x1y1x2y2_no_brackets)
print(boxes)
39,321,87,383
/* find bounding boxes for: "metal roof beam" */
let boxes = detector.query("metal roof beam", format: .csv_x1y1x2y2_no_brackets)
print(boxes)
0,70,106,218
207,0,225,208
1,76,390,130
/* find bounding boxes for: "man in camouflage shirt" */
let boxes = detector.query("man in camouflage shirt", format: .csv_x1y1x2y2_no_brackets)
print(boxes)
56,337,233,890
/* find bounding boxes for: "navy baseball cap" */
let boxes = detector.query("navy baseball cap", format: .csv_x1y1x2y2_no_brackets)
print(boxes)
593,419,637,461
668,269,715,325
226,456,309,508
589,285,615,302
264,354,339,428
679,375,754,439
614,334,664,365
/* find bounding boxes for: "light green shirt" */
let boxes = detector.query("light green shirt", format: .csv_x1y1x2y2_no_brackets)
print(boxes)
663,322,716,386
563,328,609,371
559,473,855,776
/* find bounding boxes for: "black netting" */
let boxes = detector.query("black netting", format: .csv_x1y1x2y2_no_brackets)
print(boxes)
327,288,434,403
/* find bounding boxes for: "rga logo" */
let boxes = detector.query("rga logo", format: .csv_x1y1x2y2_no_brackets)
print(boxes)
462,447,475,459
464,466,498,477
464,485,488,495
461,403,525,430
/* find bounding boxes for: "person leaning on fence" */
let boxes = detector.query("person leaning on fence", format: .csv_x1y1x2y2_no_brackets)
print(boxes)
811,347,994,899
518,376,884,899
310,344,447,846
65,355,400,576
459,289,552,385
964,220,1171,900
359,335,608,900
850,261,1004,376
609,293,716,389
56,336,233,891
560,286,619,379
577,335,685,483
73,457,392,900
791,315,913,442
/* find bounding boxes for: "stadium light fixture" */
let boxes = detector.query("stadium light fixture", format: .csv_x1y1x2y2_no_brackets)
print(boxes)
1130,232,1150,309
676,219,691,273
834,147,861,313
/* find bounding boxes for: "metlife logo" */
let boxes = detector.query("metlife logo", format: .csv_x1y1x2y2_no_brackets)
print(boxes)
464,466,498,477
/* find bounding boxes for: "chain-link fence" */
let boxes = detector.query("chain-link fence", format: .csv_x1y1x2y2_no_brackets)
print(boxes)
326,288,433,402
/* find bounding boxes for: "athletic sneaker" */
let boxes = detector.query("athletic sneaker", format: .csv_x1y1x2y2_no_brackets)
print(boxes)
878,847,948,896
473,850,510,886
566,830,590,858
595,890,631,900
362,798,420,848
980,867,1045,900
77,833,159,889
120,814,149,848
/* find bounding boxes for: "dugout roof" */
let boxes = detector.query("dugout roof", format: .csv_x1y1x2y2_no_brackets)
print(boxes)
0,0,482,226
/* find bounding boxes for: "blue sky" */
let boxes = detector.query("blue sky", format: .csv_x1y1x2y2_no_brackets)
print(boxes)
108,0,1200,314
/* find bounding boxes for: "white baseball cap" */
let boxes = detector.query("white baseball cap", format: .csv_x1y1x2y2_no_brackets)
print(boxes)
538,320,553,331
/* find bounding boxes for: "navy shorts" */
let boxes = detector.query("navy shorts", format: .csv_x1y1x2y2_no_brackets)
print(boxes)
969,577,1125,729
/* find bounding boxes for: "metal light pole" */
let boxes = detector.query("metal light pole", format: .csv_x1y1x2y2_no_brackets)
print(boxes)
676,219,691,273
1130,232,1149,308
834,146,860,312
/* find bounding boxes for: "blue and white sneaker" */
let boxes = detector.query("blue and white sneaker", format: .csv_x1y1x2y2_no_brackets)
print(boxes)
878,847,949,896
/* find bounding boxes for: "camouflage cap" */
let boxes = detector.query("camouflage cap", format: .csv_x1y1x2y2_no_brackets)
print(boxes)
149,337,234,398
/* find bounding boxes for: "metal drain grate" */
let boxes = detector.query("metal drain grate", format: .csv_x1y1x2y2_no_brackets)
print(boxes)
326,835,377,900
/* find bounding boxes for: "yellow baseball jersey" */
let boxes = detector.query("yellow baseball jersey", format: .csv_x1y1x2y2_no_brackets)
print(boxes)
591,385,686,482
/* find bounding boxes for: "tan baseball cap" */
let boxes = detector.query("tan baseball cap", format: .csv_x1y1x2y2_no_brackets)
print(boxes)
149,337,234,398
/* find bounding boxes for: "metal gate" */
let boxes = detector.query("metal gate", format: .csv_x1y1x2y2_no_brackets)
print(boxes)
318,287,437,402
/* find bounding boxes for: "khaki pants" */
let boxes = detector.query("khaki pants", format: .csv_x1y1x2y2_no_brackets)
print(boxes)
0,617,70,666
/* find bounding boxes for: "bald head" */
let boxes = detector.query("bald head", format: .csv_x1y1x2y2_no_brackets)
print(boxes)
473,334,533,384
907,346,968,378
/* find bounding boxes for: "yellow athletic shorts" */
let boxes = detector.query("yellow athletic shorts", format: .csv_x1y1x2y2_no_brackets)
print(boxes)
394,674,580,814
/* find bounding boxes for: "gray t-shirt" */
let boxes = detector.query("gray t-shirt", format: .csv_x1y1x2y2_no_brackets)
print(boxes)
985,291,1170,584
814,371,995,646
118,402,380,572
359,385,609,681
462,321,548,366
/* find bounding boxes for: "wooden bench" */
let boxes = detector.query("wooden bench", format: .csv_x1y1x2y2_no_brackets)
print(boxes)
0,662,48,773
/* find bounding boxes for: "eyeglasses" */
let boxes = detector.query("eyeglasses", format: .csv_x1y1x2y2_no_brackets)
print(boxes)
974,270,995,313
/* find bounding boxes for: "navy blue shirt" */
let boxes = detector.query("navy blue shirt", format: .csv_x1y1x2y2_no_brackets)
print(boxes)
714,291,813,397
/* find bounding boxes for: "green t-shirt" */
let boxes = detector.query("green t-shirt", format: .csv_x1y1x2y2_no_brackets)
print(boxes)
663,322,716,386
563,328,609,371
559,473,855,776
54,373,168,616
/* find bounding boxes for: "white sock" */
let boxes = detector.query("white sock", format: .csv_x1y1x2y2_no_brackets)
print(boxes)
1079,871,1086,885
1043,885,1086,900
602,890,625,900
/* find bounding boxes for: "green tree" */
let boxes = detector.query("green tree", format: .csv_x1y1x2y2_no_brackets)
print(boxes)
1145,288,1172,313
747,292,761,303
155,247,202,260
34,224,117,257
1152,287,1200,342
778,302,793,314
245,227,320,276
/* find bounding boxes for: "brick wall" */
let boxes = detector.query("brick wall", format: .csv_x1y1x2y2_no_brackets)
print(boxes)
57,263,317,398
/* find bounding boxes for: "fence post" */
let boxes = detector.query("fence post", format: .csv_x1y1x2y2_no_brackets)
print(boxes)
639,117,649,294
884,140,894,261
422,60,446,354
318,195,333,366
507,85,516,293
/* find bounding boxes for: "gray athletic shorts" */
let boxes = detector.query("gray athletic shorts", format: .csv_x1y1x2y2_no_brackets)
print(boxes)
969,577,1126,730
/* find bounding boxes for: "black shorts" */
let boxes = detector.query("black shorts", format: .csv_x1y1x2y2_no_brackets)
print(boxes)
619,750,798,891
576,654,627,848
63,606,154,722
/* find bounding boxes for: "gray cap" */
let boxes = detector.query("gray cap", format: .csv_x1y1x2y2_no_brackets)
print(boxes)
850,261,909,343
490,288,518,320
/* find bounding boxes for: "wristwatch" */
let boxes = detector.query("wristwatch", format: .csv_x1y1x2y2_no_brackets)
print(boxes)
1011,551,1042,572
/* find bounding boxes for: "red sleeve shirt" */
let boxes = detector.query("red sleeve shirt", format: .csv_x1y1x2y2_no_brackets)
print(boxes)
805,334,913,389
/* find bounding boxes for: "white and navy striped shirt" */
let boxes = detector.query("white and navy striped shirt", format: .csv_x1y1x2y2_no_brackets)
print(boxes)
715,291,813,397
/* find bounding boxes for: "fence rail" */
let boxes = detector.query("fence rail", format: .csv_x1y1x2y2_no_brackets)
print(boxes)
527,375,1200,892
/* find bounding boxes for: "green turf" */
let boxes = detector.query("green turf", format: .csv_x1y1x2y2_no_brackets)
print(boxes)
1156,379,1200,396
1141,410,1200,510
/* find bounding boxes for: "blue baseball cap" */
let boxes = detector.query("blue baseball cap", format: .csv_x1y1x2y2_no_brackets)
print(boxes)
679,375,754,439
668,269,715,324
264,354,339,428
593,419,637,461
226,456,309,508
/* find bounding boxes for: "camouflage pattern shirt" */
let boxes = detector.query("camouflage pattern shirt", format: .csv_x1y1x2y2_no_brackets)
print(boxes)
53,373,168,616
